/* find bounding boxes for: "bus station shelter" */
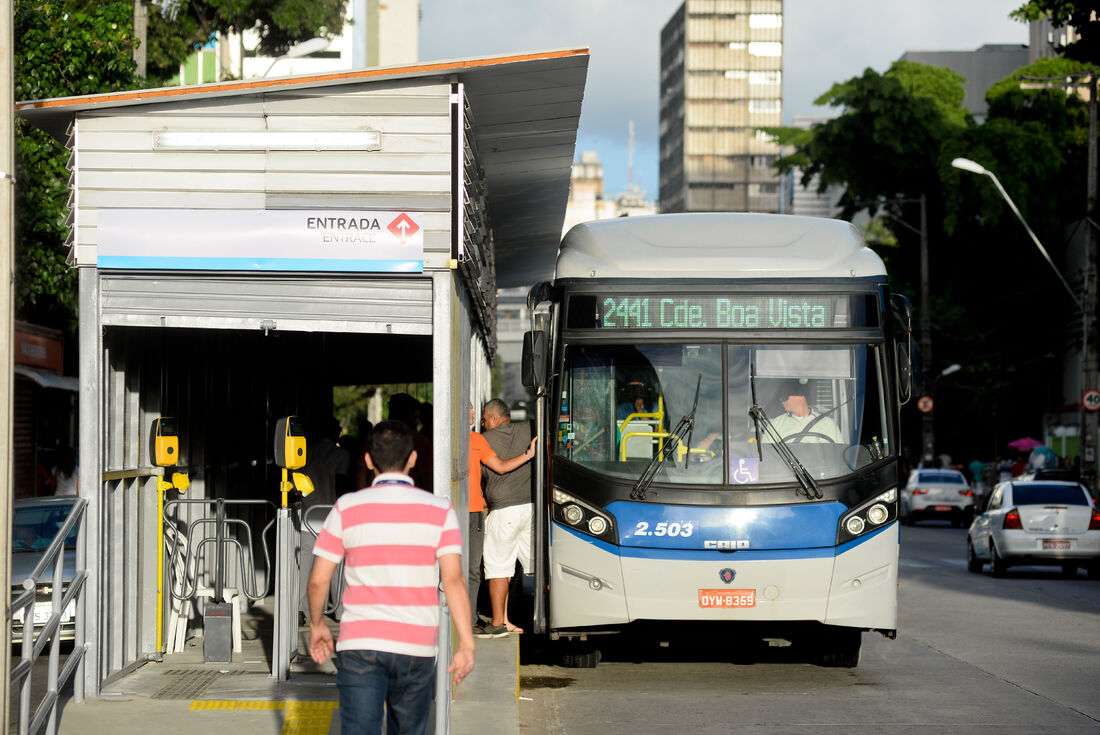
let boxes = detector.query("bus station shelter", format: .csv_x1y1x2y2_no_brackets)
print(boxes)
15,47,588,712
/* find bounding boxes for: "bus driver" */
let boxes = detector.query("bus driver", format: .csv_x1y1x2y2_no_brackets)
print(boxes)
766,379,842,444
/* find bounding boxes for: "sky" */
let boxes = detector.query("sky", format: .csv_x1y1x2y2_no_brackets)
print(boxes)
418,0,1029,200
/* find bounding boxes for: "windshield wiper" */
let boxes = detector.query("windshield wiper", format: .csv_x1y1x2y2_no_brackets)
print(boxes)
631,374,701,500
748,361,822,500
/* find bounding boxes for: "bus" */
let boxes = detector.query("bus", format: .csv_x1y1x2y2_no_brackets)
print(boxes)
521,213,913,667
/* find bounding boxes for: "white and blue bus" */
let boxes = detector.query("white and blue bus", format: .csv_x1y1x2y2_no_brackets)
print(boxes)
521,213,913,667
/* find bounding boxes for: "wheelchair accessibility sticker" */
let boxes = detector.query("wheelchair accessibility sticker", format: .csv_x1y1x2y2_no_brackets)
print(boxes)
730,457,759,484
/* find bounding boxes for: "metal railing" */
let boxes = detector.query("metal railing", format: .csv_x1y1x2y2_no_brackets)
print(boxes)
9,497,89,735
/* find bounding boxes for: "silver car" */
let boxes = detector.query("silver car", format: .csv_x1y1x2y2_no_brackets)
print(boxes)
966,481,1100,578
901,469,975,527
11,496,78,643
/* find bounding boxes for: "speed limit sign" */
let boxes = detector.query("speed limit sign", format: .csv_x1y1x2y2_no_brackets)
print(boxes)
917,395,934,413
1084,389,1100,412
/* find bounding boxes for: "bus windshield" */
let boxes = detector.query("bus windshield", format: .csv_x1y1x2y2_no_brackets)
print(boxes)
554,342,890,486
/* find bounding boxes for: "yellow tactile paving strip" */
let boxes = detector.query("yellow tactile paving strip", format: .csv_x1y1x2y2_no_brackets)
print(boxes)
190,701,338,735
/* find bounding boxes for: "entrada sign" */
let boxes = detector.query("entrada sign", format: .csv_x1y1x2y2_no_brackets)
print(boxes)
97,209,425,273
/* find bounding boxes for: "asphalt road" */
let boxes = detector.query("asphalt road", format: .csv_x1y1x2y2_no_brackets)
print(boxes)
518,522,1100,734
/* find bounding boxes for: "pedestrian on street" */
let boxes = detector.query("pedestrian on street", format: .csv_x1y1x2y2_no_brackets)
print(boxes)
308,420,475,735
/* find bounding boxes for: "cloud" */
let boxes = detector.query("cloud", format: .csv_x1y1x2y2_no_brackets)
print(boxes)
421,0,1029,200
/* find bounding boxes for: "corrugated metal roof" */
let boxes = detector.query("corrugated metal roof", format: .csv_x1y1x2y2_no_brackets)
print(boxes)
16,48,590,289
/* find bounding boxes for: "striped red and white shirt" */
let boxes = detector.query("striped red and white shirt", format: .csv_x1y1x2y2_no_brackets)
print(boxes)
313,472,463,658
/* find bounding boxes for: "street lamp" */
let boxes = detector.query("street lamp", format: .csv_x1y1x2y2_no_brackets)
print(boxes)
263,37,331,77
951,158,1083,310
952,156,1097,492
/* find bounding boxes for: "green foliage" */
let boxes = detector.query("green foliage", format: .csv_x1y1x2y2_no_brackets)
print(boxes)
1012,1,1100,64
138,0,349,83
14,1,142,334
776,57,1089,460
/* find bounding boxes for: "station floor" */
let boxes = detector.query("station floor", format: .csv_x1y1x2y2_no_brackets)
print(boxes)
44,600,518,735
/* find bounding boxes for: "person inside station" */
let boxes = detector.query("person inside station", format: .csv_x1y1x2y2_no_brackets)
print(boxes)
764,378,842,444
387,393,433,490
616,376,659,421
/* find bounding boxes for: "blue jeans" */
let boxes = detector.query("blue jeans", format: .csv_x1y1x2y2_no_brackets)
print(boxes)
335,649,436,735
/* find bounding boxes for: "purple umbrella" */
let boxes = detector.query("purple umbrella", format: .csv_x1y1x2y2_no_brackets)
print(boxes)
1006,437,1043,452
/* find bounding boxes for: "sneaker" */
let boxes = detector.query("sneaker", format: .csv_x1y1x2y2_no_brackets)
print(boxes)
473,623,509,639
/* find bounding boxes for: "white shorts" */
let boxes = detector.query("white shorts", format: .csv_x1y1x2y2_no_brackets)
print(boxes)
483,503,532,579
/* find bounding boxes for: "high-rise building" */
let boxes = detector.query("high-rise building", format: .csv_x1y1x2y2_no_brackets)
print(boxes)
659,0,783,214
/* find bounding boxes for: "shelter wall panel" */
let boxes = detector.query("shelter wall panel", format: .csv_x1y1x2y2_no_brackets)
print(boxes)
262,192,450,210
78,190,267,209
78,171,267,191
264,152,451,173
262,172,450,193
262,94,450,116
79,151,266,172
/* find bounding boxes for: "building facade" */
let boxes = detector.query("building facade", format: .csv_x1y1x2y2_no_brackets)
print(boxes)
899,44,1028,121
659,0,783,213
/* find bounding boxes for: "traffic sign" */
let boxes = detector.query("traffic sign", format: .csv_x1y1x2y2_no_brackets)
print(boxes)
1083,388,1100,412
917,395,934,414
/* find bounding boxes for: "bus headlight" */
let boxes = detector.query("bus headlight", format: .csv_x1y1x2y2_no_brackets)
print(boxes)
563,505,584,525
837,488,897,544
867,504,889,525
552,487,616,543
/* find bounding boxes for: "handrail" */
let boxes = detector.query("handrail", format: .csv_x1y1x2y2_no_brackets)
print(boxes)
8,496,89,735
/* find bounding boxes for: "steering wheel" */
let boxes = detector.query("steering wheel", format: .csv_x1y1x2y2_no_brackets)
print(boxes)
786,431,840,444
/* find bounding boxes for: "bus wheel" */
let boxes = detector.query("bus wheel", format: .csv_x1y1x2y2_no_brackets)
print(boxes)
560,641,601,668
817,627,861,668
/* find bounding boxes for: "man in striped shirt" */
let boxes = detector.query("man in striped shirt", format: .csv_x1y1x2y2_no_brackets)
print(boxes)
308,420,475,735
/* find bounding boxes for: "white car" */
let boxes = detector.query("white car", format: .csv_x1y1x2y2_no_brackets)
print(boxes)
966,480,1100,578
901,469,975,527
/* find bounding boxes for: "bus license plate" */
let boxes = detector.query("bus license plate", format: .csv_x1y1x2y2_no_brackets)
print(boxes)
933,505,953,512
698,589,755,608
1042,539,1071,550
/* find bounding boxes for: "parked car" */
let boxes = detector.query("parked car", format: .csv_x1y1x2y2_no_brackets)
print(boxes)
901,468,975,527
966,480,1100,579
11,496,78,643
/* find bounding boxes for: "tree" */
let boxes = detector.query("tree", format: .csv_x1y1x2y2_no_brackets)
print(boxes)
137,0,348,82
14,0,142,336
1012,1,1100,65
766,59,1091,461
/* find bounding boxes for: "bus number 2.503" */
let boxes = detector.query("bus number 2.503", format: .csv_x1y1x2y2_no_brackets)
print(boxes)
633,521,694,537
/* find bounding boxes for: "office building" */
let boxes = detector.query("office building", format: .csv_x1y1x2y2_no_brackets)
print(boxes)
899,44,1028,121
659,0,783,213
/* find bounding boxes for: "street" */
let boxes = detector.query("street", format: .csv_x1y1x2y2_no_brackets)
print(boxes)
518,523,1100,734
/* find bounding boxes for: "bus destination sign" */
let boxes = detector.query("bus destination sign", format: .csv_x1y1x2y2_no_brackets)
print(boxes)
568,294,854,330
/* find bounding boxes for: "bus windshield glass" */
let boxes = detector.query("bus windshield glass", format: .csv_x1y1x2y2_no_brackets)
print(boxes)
554,342,890,486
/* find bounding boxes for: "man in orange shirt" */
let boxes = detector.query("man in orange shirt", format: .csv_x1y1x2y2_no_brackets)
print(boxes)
468,402,536,635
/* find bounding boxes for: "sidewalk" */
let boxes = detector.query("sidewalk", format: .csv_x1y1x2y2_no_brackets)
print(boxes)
45,602,518,735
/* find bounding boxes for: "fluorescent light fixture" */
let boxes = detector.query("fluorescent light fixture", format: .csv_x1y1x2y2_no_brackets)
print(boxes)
153,129,382,151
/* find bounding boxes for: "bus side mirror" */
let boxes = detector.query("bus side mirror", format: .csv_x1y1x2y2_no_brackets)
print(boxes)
896,342,913,405
522,331,547,390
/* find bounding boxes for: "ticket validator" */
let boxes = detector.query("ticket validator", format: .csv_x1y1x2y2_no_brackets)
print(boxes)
274,416,314,506
151,417,189,654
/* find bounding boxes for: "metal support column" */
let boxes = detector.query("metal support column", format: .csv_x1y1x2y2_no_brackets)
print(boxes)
272,506,294,681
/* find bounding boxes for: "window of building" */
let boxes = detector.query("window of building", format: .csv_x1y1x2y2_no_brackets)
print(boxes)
754,130,776,143
748,99,780,113
748,183,778,196
749,13,782,28
749,70,781,86
727,41,746,50
748,42,782,57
